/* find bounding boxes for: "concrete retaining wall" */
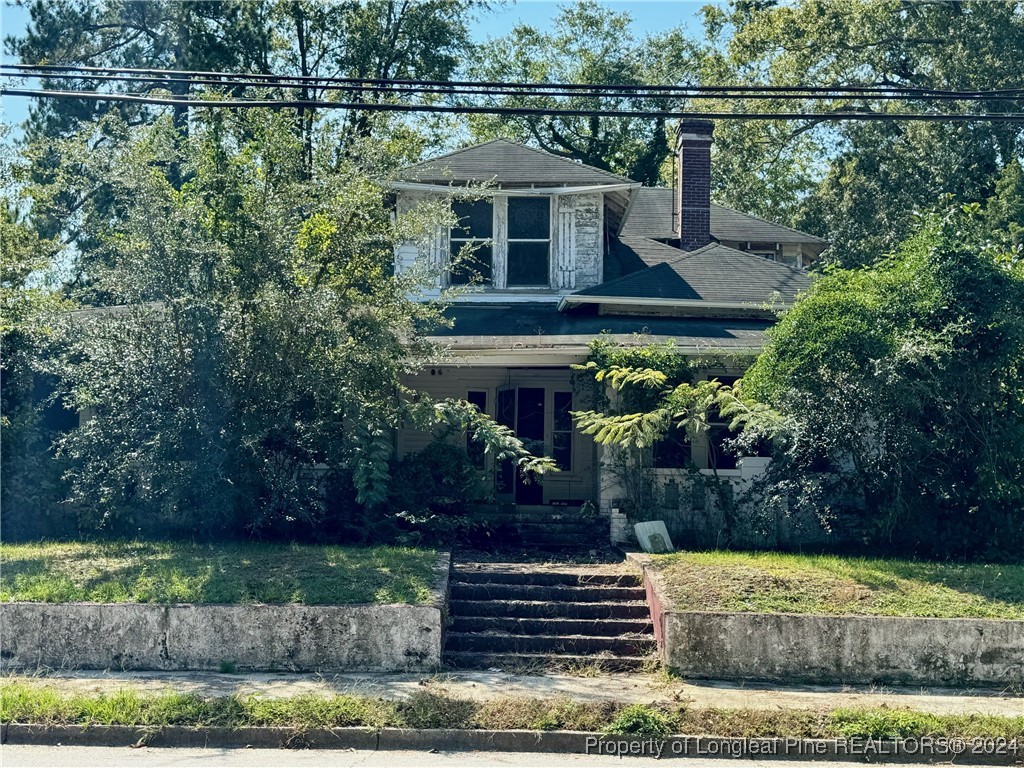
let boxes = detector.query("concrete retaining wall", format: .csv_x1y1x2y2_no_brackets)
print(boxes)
0,553,450,673
630,554,1024,687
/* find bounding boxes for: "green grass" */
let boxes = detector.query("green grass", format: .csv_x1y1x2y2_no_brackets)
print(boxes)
0,541,440,605
648,550,1024,619
2,683,1022,739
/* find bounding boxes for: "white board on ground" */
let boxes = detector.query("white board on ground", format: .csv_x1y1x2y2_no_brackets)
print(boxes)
634,521,674,553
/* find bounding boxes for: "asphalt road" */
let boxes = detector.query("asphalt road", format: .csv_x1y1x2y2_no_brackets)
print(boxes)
0,746,947,768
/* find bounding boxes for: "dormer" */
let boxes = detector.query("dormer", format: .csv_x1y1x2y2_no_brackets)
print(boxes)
393,139,638,298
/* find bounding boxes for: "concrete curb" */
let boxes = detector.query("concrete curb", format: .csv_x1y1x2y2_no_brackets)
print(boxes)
3,724,1022,763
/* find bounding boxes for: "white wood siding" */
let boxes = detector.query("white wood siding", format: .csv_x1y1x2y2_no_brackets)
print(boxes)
394,191,447,290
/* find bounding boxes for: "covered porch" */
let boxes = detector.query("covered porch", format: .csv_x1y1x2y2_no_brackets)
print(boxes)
398,365,597,508
397,302,775,546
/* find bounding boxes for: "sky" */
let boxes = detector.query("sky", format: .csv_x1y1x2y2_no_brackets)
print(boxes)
0,1,716,136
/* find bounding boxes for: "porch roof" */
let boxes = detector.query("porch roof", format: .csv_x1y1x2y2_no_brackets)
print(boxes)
423,303,770,356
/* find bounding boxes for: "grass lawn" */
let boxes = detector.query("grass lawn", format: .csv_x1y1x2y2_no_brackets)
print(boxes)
647,551,1024,619
2,682,1022,739
0,541,440,605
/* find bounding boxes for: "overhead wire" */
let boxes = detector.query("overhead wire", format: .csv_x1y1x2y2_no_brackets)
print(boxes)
3,63,1024,122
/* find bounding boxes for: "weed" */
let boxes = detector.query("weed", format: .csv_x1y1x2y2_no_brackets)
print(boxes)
3,682,1022,741
604,704,673,738
397,691,475,729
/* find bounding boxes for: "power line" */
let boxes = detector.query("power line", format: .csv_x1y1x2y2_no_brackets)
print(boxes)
5,86,1024,122
5,66,1024,104
5,62,1024,100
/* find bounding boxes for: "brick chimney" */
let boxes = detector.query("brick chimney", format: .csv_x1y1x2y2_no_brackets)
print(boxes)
676,119,714,252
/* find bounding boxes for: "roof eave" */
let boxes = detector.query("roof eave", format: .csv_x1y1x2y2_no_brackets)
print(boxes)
392,180,640,195
558,295,792,313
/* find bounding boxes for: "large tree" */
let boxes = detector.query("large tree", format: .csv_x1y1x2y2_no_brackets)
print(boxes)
7,0,479,184
32,113,551,539
467,0,698,184
0,135,69,539
700,0,1024,265
7,0,273,139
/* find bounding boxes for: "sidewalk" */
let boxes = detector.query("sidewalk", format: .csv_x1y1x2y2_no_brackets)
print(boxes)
9,669,1023,716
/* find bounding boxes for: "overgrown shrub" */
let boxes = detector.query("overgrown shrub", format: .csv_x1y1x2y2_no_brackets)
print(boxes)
742,206,1024,558
387,441,487,544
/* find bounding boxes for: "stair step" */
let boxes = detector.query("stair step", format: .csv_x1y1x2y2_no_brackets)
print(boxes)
451,615,652,636
451,569,642,587
518,538,593,549
515,523,594,532
477,514,595,524
444,651,651,673
450,583,646,602
449,599,650,620
445,632,656,655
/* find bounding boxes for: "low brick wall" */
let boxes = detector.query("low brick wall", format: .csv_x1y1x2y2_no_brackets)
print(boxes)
629,554,1024,687
0,553,450,673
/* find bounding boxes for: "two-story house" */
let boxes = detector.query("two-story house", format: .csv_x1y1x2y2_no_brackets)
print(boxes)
392,120,826,527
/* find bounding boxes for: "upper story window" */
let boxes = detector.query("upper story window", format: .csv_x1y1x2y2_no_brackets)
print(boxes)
450,199,493,286
507,197,551,287
448,196,552,289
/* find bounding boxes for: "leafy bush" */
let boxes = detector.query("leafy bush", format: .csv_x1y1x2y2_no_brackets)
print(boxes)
27,116,552,541
742,205,1024,557
387,441,487,544
603,704,674,737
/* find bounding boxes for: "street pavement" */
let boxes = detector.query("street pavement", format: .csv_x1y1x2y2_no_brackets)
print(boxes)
0,745,946,768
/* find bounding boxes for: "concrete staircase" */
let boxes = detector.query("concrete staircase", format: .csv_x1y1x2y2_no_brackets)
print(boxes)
444,563,656,671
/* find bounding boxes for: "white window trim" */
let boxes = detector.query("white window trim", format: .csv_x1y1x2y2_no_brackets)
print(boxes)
505,194,554,289
449,195,554,290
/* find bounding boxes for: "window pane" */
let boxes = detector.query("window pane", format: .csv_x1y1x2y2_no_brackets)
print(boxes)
508,197,550,239
449,243,492,285
654,425,691,469
708,425,738,470
507,241,549,286
553,431,572,471
553,392,573,432
451,199,493,238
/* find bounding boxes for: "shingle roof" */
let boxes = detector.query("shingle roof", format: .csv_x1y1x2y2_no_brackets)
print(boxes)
619,187,827,245
619,188,677,239
711,204,827,245
397,139,634,187
578,241,812,305
426,302,771,351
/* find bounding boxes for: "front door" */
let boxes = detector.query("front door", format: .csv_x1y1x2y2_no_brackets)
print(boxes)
496,385,545,504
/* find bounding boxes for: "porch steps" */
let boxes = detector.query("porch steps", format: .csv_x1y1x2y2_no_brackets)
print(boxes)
474,505,599,549
444,563,657,672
